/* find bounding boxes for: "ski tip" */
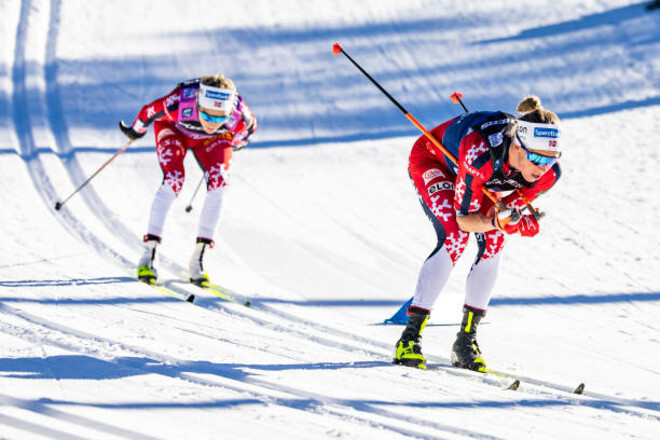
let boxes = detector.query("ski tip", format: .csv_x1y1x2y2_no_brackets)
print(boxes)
573,383,585,395
507,380,521,391
244,301,251,307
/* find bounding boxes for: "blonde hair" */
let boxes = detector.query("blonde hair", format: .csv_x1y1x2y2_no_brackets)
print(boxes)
517,96,559,125
200,74,236,91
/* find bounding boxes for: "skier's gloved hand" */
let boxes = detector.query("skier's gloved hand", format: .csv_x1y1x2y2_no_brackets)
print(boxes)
492,208,522,235
119,121,146,141
232,130,250,151
517,214,540,237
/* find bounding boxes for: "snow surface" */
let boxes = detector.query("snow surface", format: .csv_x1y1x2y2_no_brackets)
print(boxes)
1,0,659,438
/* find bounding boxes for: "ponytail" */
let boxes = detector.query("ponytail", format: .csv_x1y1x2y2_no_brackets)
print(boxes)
517,95,559,125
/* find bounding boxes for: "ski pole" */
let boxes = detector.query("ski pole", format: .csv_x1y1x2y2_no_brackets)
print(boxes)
332,43,506,212
450,92,543,220
185,175,206,213
54,140,134,211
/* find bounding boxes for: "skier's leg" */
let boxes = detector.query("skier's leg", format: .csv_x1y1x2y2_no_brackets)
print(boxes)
138,123,188,281
145,185,177,239
394,148,470,368
411,202,465,310
146,122,188,236
409,150,470,309
465,230,505,310
452,228,505,371
188,138,233,283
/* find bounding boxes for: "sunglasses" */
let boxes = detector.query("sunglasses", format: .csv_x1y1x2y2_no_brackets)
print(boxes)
516,134,560,166
198,106,228,124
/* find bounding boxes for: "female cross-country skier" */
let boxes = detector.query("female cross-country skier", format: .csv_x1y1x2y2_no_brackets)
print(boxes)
393,96,562,371
119,74,257,286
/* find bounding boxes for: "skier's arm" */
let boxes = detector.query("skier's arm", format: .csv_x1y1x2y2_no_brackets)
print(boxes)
231,97,258,150
239,97,257,137
453,133,498,233
456,212,498,233
119,88,180,140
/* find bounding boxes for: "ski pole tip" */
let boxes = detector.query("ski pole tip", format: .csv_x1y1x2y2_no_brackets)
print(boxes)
185,206,193,213
332,43,342,55
54,201,62,211
450,92,463,103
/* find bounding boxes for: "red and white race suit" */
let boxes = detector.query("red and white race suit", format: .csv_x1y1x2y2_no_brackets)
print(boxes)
131,78,257,242
131,78,257,194
408,111,560,311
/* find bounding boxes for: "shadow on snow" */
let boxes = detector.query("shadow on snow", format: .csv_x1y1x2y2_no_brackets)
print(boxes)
2,355,657,413
0,2,657,156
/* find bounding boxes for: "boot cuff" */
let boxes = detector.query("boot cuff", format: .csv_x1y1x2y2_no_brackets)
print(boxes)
464,304,486,317
143,234,162,244
196,237,215,248
407,305,430,316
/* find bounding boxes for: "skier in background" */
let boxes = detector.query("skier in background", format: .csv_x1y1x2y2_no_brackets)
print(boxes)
119,74,257,286
393,96,562,371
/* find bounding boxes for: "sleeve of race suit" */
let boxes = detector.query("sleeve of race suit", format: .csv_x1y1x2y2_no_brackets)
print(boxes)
130,87,181,135
237,96,257,137
500,162,562,210
229,97,258,149
453,132,493,216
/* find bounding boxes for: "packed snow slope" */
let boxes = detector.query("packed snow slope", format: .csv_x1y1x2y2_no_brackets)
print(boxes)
1,0,658,439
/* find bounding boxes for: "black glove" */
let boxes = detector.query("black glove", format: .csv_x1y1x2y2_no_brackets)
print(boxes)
119,121,146,141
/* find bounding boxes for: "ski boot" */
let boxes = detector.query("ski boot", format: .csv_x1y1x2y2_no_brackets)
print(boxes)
189,237,213,287
393,306,430,370
451,305,487,372
137,234,160,284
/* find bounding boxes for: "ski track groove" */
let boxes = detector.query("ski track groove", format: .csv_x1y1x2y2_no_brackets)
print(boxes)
0,393,161,440
9,0,659,434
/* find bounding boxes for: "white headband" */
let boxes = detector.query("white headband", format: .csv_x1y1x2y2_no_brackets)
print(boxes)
516,120,562,156
197,83,236,113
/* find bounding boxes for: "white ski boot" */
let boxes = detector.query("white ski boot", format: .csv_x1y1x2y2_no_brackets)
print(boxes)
137,234,160,284
189,237,213,287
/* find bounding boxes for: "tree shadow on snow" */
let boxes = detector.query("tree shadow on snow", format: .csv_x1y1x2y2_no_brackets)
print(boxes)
477,3,651,44
2,354,657,426
0,354,389,382
490,291,660,307
2,1,656,157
